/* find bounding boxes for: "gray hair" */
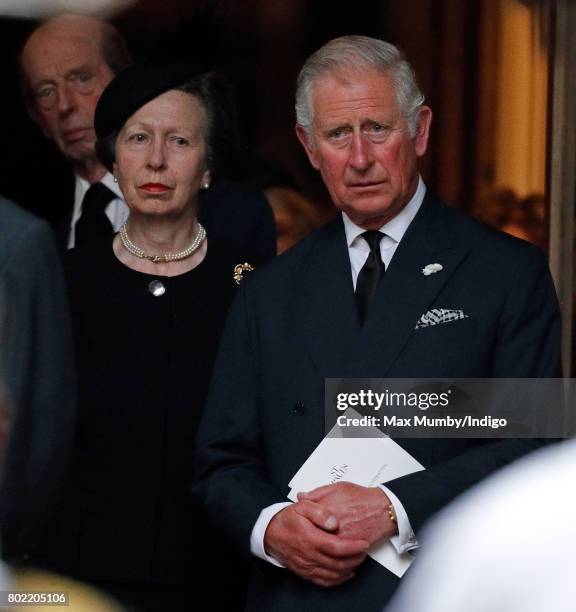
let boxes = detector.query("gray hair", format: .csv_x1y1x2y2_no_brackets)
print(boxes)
295,35,425,138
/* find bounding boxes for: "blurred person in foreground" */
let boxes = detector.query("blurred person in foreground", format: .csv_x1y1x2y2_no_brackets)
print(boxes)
194,35,561,611
37,61,255,611
19,13,276,256
0,325,122,612
0,197,76,566
385,438,576,612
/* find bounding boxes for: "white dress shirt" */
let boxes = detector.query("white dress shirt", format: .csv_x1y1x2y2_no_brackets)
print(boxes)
342,175,425,286
68,172,128,249
250,177,426,565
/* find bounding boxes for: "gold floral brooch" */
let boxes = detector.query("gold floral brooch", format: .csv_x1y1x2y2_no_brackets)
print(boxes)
234,262,255,285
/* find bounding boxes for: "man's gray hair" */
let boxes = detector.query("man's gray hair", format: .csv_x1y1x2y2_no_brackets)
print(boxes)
295,35,425,138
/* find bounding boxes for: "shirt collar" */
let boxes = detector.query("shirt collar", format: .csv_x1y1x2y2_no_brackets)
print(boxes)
343,176,426,247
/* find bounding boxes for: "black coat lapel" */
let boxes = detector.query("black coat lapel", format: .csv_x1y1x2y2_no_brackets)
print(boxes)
294,219,360,376
353,193,470,376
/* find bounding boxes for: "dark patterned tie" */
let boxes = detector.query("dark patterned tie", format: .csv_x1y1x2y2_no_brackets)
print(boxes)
355,230,385,326
75,182,116,246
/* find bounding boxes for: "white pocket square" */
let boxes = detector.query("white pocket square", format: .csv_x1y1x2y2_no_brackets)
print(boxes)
415,308,469,329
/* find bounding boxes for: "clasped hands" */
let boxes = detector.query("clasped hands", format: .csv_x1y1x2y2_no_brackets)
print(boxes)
263,482,398,587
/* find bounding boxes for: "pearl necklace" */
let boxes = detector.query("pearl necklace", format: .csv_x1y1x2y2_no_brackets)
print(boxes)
119,222,206,263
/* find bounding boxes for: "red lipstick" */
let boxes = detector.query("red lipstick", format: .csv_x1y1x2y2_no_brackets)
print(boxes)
139,183,171,193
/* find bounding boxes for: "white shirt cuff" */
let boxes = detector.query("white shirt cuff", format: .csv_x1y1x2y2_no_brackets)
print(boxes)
380,485,419,553
250,502,293,567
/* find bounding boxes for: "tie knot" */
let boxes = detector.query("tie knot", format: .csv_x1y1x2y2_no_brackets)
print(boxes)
84,182,116,210
361,230,383,253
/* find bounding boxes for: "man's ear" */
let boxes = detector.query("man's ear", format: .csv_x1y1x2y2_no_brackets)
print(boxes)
295,124,320,170
414,106,432,157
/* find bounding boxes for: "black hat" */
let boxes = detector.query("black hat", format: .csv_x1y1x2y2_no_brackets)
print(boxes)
94,57,238,174
94,59,206,142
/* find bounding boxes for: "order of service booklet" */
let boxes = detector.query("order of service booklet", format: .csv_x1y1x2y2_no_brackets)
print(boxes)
287,414,425,577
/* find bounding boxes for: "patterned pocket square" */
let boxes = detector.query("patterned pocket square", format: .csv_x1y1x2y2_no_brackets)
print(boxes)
415,308,469,329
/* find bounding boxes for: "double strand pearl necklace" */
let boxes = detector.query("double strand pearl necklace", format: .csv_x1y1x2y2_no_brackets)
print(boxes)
119,222,206,263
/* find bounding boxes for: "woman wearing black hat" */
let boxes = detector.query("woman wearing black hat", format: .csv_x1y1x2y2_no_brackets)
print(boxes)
45,64,253,611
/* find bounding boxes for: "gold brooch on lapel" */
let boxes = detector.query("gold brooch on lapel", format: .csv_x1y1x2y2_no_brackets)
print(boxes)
234,262,255,285
422,263,443,276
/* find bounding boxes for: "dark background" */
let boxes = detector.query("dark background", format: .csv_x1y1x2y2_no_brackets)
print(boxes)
0,1,488,225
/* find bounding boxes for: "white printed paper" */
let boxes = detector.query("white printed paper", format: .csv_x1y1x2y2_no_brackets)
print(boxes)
368,540,414,578
288,437,424,498
287,412,424,577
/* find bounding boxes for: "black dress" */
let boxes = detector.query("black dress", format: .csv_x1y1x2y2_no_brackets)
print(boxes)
60,238,251,610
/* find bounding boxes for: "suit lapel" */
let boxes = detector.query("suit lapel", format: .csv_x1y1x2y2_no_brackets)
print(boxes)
294,219,360,376
354,193,470,376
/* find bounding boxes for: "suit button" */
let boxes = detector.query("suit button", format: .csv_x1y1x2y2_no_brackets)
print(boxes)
293,401,306,415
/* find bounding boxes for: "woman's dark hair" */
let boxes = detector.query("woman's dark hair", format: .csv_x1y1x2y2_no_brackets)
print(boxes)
175,72,238,175
96,71,238,176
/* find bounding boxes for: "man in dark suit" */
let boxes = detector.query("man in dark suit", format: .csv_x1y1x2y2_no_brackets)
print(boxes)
195,35,561,610
19,13,275,256
0,196,76,564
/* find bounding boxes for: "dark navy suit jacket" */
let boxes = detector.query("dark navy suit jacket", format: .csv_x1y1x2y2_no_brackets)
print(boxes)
195,193,561,611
